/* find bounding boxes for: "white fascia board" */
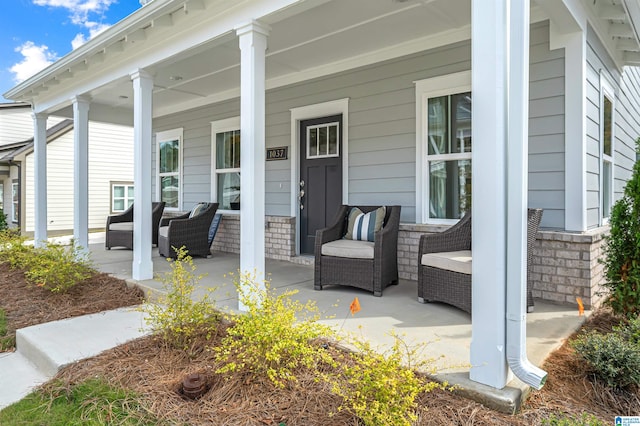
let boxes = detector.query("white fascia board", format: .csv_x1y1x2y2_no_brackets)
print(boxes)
13,0,306,111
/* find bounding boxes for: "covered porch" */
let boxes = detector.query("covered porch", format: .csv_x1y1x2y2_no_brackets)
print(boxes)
85,233,586,412
7,0,640,394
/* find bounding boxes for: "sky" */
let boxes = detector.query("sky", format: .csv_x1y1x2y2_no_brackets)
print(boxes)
0,0,142,102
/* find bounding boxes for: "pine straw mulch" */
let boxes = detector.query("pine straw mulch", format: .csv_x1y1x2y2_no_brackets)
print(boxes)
43,307,639,425
0,262,144,351
3,259,639,424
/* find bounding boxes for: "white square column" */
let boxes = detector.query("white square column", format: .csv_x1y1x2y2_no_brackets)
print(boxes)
130,69,154,281
72,96,90,252
32,112,48,247
563,30,587,232
470,0,510,388
236,21,270,308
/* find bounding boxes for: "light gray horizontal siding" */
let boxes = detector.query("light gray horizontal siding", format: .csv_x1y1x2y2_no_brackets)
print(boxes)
528,21,565,229
151,21,569,229
586,24,640,229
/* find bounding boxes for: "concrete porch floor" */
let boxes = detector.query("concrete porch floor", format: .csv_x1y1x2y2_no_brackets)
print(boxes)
86,233,587,413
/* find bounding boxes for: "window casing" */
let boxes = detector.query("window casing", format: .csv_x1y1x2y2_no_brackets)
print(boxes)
211,118,241,212
600,77,615,225
111,182,134,213
156,128,183,210
0,182,4,212
415,71,472,224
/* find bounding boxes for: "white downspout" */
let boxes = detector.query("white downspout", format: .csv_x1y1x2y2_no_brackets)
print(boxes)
505,0,547,390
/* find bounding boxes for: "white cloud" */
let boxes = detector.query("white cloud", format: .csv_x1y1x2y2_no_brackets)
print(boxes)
9,42,58,83
32,0,116,49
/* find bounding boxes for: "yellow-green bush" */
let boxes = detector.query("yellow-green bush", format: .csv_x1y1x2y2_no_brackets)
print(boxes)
0,233,93,293
141,247,218,350
25,241,94,293
330,333,442,426
215,271,336,388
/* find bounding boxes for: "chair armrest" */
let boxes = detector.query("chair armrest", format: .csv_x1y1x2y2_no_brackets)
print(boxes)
419,224,470,257
166,205,217,239
160,211,190,227
374,206,401,256
106,206,133,226
315,205,349,246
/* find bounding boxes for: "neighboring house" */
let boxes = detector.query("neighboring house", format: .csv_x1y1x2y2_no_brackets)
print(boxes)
4,0,640,390
0,103,134,236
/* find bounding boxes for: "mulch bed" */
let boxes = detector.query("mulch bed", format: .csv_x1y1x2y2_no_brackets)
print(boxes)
2,262,638,424
0,262,144,351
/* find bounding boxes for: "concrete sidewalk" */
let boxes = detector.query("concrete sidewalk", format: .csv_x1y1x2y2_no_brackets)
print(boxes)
0,232,588,413
0,307,149,410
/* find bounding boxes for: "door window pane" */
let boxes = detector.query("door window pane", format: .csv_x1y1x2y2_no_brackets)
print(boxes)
307,123,339,158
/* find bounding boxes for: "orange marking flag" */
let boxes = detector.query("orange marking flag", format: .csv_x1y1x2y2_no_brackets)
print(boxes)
576,297,584,316
349,297,361,316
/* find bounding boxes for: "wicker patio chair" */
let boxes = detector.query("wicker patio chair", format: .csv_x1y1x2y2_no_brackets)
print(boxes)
105,202,166,250
314,205,401,297
158,202,219,258
417,208,543,314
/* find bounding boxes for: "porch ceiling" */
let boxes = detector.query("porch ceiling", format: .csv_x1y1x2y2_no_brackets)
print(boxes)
95,0,473,118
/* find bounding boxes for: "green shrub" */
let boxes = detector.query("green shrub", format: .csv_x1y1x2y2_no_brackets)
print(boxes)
141,246,218,350
614,315,640,345
0,209,7,231
25,241,94,293
329,333,442,426
542,412,605,426
215,271,336,388
571,329,640,389
601,138,640,317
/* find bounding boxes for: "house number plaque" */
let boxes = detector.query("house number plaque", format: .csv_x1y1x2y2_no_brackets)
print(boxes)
266,146,288,161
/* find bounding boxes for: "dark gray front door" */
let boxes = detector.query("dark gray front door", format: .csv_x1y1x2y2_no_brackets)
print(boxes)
299,115,343,254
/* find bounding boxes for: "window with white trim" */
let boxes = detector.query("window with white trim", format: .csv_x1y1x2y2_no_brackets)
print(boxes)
211,118,241,211
156,128,183,210
11,181,18,223
601,78,615,224
0,183,4,212
111,182,134,213
416,71,472,223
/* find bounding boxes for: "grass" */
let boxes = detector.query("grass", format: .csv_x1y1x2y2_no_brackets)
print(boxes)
0,308,14,351
0,378,158,426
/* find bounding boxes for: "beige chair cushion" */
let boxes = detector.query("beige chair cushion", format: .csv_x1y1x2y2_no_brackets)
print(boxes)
321,239,375,259
158,226,169,238
109,222,133,231
421,250,472,275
